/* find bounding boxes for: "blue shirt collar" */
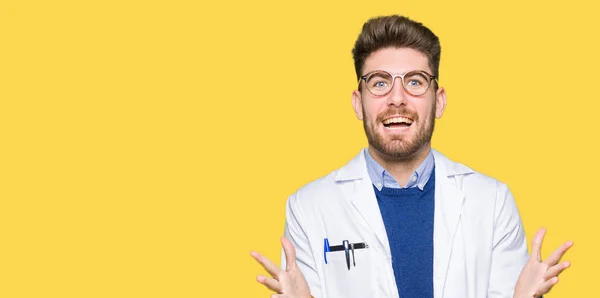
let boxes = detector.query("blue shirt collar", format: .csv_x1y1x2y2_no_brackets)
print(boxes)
364,148,435,191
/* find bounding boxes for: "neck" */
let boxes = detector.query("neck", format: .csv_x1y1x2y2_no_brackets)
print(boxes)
368,144,431,186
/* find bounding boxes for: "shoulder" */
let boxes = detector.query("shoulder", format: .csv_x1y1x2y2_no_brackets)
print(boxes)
288,172,338,206
287,149,367,210
433,149,511,198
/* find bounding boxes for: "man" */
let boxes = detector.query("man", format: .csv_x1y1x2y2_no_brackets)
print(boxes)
263,15,571,297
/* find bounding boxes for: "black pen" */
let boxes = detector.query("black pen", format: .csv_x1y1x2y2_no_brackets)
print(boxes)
343,240,350,270
324,238,368,270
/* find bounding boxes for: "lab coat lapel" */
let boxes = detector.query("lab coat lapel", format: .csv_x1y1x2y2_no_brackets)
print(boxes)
432,149,467,298
334,149,391,257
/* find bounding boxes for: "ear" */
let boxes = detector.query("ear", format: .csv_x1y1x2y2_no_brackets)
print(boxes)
352,90,364,120
434,87,447,119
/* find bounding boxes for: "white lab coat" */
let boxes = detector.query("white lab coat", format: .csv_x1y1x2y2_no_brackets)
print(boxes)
282,149,528,298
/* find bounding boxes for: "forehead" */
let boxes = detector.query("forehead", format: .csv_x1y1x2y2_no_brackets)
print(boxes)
363,47,431,75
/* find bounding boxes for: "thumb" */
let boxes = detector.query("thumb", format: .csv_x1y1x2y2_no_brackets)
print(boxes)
531,227,546,262
281,236,297,271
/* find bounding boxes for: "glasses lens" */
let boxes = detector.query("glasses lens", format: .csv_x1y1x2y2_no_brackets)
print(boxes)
403,71,431,96
365,71,393,96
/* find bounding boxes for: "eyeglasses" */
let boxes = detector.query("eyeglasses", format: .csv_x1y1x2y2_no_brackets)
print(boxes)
359,70,437,97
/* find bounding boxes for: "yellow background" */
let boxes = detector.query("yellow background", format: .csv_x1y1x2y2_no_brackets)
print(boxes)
1,0,598,297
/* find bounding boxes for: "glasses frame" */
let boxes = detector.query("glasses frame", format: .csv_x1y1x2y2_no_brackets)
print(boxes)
359,70,438,97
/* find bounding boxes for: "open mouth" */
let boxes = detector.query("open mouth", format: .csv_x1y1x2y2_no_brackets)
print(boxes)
383,116,413,130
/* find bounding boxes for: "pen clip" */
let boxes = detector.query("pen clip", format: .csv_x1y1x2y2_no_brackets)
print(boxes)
324,238,331,264
351,243,356,267
343,240,350,270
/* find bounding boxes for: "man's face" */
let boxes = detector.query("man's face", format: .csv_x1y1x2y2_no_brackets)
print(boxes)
352,47,446,160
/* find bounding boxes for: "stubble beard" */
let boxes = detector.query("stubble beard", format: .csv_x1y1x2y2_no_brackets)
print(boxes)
362,104,436,160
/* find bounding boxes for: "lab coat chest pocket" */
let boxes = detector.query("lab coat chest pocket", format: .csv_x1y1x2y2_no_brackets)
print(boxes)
322,246,377,298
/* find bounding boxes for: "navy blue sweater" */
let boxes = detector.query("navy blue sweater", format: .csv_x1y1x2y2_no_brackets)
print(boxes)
374,170,435,298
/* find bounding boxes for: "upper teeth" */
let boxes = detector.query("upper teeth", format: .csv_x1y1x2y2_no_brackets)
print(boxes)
383,117,413,125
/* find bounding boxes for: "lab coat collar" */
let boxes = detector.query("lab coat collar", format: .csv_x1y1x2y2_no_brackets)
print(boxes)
334,148,473,182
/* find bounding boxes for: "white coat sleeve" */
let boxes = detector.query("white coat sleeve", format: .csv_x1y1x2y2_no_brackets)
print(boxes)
281,193,322,298
487,182,529,298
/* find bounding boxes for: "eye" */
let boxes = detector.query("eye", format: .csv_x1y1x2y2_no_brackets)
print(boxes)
373,81,388,88
404,72,429,89
407,80,422,87
367,72,392,89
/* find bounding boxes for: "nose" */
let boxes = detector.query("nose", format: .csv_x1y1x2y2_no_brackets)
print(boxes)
386,77,408,106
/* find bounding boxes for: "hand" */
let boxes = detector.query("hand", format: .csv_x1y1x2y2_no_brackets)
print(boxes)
251,236,312,298
514,227,573,298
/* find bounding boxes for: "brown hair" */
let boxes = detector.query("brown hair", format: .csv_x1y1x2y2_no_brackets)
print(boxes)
352,15,441,82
